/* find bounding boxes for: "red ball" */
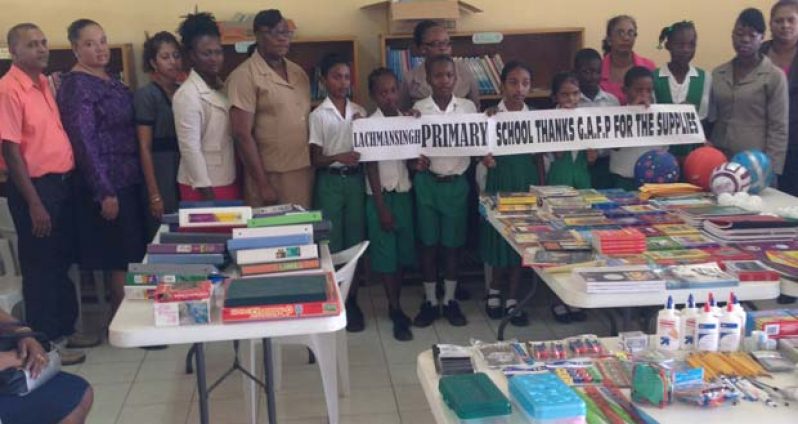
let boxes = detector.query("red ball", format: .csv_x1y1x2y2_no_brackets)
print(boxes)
683,146,727,190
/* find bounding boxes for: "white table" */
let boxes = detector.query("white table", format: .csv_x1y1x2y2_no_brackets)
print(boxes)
109,244,345,424
485,189,796,336
416,341,798,424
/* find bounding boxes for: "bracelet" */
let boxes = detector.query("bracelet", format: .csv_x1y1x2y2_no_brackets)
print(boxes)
149,195,162,203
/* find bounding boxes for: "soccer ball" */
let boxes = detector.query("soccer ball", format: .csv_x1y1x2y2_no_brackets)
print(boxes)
683,146,727,190
731,150,774,194
634,150,680,185
710,162,751,195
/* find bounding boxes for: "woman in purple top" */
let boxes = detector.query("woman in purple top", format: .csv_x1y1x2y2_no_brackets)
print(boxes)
58,19,146,316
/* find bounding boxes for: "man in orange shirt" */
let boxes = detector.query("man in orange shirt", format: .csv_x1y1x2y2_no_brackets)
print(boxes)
0,23,89,364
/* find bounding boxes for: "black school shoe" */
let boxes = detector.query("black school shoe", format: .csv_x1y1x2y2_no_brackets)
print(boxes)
390,308,413,341
455,285,471,301
443,300,468,326
345,298,365,332
506,305,530,327
485,294,504,320
414,301,440,327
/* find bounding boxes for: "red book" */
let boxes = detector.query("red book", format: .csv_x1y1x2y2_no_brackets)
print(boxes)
147,243,226,254
239,259,321,276
222,277,340,322
701,246,756,262
154,281,213,302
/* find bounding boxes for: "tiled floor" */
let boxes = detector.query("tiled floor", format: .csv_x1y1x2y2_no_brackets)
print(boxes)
71,279,783,424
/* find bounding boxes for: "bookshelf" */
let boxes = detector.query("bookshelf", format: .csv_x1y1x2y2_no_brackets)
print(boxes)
0,44,137,88
380,28,584,108
221,36,359,107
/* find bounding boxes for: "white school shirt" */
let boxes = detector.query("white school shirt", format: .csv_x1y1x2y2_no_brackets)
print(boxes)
477,100,530,189
365,108,412,195
655,65,712,120
578,89,620,108
308,97,367,168
173,70,237,188
412,96,478,176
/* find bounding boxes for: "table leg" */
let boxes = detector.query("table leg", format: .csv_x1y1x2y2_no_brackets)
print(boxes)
621,307,632,332
263,338,277,424
603,309,618,336
194,343,210,424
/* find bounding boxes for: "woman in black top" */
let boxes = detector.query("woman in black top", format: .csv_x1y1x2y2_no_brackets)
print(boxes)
134,31,184,237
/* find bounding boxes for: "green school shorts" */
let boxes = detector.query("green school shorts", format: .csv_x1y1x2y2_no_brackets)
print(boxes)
366,191,416,274
414,171,468,248
313,171,365,253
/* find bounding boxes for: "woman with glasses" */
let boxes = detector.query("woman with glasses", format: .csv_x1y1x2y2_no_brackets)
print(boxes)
398,20,481,110
600,15,656,104
227,9,314,208
708,8,788,183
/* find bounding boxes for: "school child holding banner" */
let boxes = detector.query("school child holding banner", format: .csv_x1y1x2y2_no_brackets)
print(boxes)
309,54,368,332
364,68,417,341
412,55,476,328
653,21,711,162
609,66,659,190
546,72,597,189
480,61,539,327
575,48,620,189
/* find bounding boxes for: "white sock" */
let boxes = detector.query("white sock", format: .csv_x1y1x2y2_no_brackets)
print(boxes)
488,289,501,307
424,281,438,306
506,299,518,310
443,279,458,304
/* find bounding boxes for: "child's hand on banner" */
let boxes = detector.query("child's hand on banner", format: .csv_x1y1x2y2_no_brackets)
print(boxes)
415,155,430,171
338,151,361,166
481,154,496,168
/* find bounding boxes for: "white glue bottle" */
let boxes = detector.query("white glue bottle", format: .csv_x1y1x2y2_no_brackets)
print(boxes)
696,303,720,352
729,292,747,331
680,293,699,350
656,295,681,351
719,303,742,352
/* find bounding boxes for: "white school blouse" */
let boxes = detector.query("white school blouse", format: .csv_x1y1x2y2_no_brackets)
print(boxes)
308,97,367,168
365,108,412,195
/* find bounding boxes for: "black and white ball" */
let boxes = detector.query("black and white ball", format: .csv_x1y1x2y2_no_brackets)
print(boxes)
710,162,751,195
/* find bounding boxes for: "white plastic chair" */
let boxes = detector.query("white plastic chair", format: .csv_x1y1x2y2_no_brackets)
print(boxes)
0,237,23,319
242,241,369,424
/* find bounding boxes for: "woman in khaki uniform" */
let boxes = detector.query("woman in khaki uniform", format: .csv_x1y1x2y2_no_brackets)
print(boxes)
227,9,314,207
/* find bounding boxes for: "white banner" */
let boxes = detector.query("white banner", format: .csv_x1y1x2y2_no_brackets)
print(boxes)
352,104,704,161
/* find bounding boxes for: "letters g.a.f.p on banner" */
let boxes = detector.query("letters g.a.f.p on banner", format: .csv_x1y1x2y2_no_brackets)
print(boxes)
351,104,705,162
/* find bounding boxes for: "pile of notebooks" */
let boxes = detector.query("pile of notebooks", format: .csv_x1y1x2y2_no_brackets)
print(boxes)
228,208,328,277
221,271,340,322
702,214,798,243
637,183,702,199
572,265,667,294
661,262,738,289
591,228,646,255
494,192,538,214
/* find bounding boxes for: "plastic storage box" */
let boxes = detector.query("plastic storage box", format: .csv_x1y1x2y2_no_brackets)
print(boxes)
438,373,511,421
509,372,586,422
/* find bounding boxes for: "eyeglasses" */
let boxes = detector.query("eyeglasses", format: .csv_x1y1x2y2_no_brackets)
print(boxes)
613,29,638,38
258,28,295,40
423,40,451,49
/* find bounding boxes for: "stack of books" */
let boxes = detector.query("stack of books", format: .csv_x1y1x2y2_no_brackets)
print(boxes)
637,183,702,199
146,242,226,265
720,260,781,282
675,205,750,227
572,265,666,294
125,263,217,300
591,228,646,255
662,262,738,289
433,344,474,375
702,215,798,243
228,210,325,277
221,271,340,322
495,192,538,213
153,280,214,326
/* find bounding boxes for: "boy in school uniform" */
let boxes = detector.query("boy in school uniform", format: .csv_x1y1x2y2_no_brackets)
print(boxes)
412,55,476,328
309,54,368,332
365,68,417,341
574,48,620,189
609,66,660,191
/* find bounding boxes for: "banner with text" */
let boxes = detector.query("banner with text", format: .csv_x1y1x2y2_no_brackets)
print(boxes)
352,104,704,161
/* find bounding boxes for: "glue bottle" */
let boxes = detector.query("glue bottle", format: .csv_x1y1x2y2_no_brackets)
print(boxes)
719,303,742,352
656,295,681,351
696,303,720,352
729,292,747,332
680,293,699,350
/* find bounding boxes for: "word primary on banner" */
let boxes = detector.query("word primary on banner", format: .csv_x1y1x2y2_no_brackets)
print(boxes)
352,104,704,161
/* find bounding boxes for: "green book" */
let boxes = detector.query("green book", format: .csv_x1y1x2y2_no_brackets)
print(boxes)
247,211,323,228
125,273,207,286
438,373,511,420
224,273,329,307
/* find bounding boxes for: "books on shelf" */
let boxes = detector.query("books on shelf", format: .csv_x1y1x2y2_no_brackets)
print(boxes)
385,48,505,96
572,265,666,294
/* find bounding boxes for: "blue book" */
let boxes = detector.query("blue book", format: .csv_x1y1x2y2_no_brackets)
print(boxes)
226,233,314,252
147,253,226,265
179,200,246,209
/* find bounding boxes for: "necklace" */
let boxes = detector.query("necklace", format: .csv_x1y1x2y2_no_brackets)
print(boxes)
75,62,108,80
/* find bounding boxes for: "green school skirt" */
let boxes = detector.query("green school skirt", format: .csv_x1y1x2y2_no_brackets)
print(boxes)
546,151,592,189
480,155,539,267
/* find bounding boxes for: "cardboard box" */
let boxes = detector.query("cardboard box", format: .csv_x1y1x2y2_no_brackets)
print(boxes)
362,0,481,34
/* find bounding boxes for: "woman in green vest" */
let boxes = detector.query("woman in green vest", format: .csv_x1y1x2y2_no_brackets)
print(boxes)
653,21,711,162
